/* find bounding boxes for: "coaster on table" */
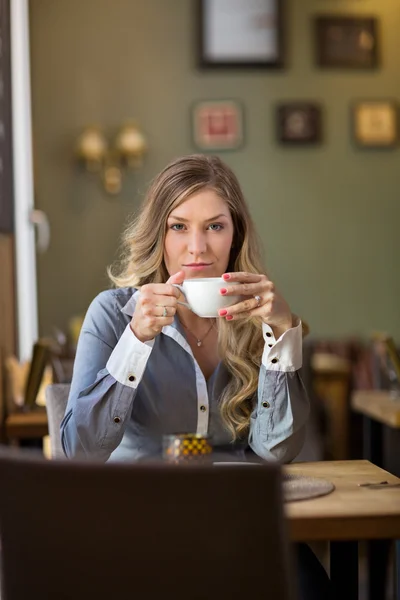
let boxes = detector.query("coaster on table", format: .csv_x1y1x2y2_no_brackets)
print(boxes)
283,474,335,502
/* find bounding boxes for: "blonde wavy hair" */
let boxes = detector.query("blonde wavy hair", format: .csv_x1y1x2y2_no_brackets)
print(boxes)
109,154,266,440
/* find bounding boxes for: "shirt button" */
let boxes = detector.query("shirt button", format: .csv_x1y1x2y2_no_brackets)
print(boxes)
128,374,136,382
200,405,207,412
268,344,273,348
266,332,272,338
113,416,121,424
262,401,270,408
271,358,279,364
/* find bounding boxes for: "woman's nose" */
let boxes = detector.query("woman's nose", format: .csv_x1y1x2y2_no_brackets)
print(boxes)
188,231,207,255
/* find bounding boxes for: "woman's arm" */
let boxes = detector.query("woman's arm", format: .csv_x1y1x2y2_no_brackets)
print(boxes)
62,275,183,461
248,321,310,463
61,290,153,461
216,270,309,462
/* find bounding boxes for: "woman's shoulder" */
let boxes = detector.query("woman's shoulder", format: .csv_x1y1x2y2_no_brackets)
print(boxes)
92,287,137,311
84,287,137,329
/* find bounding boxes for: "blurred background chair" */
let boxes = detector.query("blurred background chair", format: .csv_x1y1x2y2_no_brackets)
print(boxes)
2,339,51,445
0,452,296,600
311,351,351,460
45,383,70,459
2,336,74,451
302,337,376,462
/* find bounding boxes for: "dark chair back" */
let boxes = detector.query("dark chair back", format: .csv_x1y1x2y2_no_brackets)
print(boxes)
45,384,70,459
23,339,52,408
0,452,296,600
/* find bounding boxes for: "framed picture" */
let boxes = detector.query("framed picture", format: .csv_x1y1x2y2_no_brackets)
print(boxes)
276,102,322,145
314,16,379,69
198,0,284,68
192,100,244,151
352,100,398,148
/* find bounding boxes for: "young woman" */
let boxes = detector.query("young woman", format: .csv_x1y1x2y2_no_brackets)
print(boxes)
61,154,332,600
61,153,309,463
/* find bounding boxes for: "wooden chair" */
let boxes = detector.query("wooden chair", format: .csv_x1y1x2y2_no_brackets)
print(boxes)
0,451,296,600
3,340,50,445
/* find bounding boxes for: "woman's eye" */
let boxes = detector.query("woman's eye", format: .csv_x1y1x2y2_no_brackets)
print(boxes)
170,223,185,231
208,223,223,231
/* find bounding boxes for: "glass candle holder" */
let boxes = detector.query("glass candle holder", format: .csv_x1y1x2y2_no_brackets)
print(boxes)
162,433,212,464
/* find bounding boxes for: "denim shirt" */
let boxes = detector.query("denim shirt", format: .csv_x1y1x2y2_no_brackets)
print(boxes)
61,288,309,463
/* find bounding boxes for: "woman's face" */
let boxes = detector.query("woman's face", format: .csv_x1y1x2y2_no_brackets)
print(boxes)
164,188,234,279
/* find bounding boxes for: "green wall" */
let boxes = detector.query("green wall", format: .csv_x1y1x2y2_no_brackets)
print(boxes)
30,0,400,340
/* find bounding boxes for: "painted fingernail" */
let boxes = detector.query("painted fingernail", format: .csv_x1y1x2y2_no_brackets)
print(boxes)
220,288,227,295
226,315,233,321
223,274,231,280
219,309,228,316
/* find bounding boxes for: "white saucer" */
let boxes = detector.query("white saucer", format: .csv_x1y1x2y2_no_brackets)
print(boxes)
213,461,261,466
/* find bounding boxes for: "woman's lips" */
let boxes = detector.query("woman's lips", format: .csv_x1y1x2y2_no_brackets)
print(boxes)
183,263,212,271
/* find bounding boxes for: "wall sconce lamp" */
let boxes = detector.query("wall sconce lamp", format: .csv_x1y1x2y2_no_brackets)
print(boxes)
75,121,147,195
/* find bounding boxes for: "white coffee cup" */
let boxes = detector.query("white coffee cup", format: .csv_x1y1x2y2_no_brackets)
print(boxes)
173,277,242,318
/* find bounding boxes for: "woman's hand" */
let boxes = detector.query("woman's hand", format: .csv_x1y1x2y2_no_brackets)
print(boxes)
131,271,184,342
218,272,293,338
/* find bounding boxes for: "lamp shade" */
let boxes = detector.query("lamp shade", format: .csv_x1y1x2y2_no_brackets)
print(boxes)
76,126,107,171
115,121,147,168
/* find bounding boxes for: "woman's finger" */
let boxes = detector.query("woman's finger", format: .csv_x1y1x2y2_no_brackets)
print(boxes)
223,306,268,321
140,310,175,328
142,303,176,317
222,272,267,284
156,315,175,325
220,280,269,297
155,305,176,318
140,293,179,308
220,296,265,317
140,283,180,299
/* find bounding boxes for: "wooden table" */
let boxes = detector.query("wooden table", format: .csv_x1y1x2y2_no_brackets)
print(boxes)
286,459,400,540
285,460,400,600
351,390,400,481
5,407,48,444
352,390,400,428
351,390,400,480
351,391,400,600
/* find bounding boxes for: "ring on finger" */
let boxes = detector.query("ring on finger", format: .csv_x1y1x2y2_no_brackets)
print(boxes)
254,295,262,308
162,306,168,318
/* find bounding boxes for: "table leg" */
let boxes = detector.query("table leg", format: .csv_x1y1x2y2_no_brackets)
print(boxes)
363,415,383,467
367,539,391,600
330,541,358,600
363,417,390,599
396,540,400,600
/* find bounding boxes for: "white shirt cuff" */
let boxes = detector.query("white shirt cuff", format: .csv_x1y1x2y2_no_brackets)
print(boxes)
261,318,302,372
106,324,154,388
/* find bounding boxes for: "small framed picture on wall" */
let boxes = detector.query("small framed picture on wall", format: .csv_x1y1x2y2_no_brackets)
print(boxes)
314,16,379,69
198,0,284,68
192,100,244,151
352,100,398,148
276,102,322,145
